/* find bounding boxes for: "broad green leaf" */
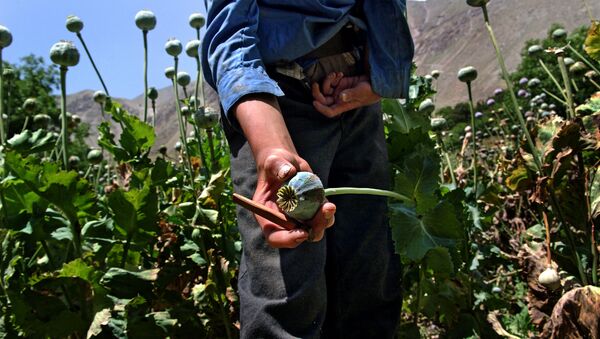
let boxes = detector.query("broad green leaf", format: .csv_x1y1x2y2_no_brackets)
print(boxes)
424,247,454,278
390,200,463,262
584,20,600,62
60,258,94,281
591,167,600,219
382,98,429,134
100,267,159,298
387,128,431,165
393,145,440,213
107,177,158,238
7,129,57,155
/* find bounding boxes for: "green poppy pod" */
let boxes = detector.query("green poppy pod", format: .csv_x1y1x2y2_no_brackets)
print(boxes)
66,15,84,33
563,57,575,67
585,70,598,80
277,171,325,221
185,40,201,58
135,10,157,31
2,67,15,81
551,28,567,41
538,267,561,290
68,155,80,168
71,114,81,124
430,117,447,132
418,98,435,115
527,44,543,56
93,90,107,104
569,61,587,77
164,66,176,79
430,69,441,79
174,141,182,152
466,0,489,7
165,38,182,57
148,87,158,100
189,13,206,29
50,40,80,67
33,114,51,129
87,149,103,164
177,71,191,87
181,105,190,117
194,107,220,129
22,98,39,114
0,25,13,48
457,66,477,83
527,78,541,88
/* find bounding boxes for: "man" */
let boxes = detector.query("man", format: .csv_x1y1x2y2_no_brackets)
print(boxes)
202,1,413,338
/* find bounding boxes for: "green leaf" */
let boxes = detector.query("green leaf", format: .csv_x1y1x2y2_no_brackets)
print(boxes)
7,129,57,155
393,145,440,213
104,102,155,161
505,166,532,191
584,21,600,62
100,267,159,298
591,167,600,219
390,200,463,262
382,98,429,134
107,177,158,238
424,247,455,278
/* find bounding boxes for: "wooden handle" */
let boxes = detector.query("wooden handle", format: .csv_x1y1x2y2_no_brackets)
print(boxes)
232,193,302,230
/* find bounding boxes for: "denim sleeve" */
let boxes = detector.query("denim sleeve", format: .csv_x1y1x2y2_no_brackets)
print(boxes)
363,0,414,99
201,0,284,121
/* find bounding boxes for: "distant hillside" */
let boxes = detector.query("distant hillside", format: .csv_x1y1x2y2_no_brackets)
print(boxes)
407,0,599,107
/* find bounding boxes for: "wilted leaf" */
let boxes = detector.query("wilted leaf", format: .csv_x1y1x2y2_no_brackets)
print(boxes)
543,286,600,339
87,308,112,338
506,166,533,191
584,20,600,62
100,267,159,298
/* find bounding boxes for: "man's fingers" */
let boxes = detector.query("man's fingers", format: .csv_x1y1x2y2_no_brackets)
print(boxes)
311,82,328,105
313,100,357,118
263,154,297,181
259,217,309,248
306,202,336,242
322,73,337,96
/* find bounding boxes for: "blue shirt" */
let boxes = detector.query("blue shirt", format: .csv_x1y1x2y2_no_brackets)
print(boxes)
201,0,414,117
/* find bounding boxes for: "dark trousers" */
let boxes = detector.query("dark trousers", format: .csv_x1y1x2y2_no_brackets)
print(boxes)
226,72,402,339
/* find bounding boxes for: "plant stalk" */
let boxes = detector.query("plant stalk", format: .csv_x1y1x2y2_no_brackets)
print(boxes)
194,55,205,109
436,134,457,187
59,66,69,169
142,30,149,123
542,211,552,267
0,49,5,144
556,54,576,119
172,57,195,187
76,33,109,96
206,128,218,170
538,59,569,103
192,123,211,176
324,187,411,202
120,234,133,268
567,44,600,75
466,82,478,196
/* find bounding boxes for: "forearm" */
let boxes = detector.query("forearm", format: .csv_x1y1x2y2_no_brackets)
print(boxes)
233,94,297,166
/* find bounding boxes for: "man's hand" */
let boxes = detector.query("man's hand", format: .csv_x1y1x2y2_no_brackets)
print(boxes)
311,73,381,118
234,94,336,248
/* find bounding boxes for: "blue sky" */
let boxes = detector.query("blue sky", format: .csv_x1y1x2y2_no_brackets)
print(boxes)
0,1,207,99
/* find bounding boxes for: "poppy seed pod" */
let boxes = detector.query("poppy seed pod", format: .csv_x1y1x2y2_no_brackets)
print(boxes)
135,10,157,31
177,71,191,87
466,0,489,7
563,57,575,67
585,70,598,80
430,70,441,79
93,90,107,104
486,98,496,106
569,61,587,77
164,66,175,79
165,38,182,57
0,25,13,48
87,149,103,164
430,117,447,132
159,144,167,155
494,88,504,98
185,40,201,58
527,78,541,88
189,13,206,29
518,77,528,86
50,40,80,67
148,87,158,100
66,15,84,33
277,172,325,221
457,66,477,83
475,111,483,119
174,141,182,152
22,98,39,114
33,114,51,129
194,107,220,129
418,98,435,115
551,28,567,41
68,155,80,168
527,44,543,56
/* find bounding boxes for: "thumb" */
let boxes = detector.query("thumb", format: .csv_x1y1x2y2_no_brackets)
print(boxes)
264,154,298,182
339,87,362,103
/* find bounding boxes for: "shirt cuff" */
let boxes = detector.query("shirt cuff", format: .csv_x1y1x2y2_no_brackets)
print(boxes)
217,66,285,124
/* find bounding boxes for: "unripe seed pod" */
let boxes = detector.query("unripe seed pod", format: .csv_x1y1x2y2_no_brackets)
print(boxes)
148,87,158,100
87,149,103,164
464,125,472,133
277,172,325,221
135,10,157,31
93,90,107,104
430,69,441,79
430,117,447,132
174,141,182,152
50,40,80,67
569,61,587,77
194,107,220,129
418,98,435,115
517,89,528,97
159,144,167,155
65,15,84,33
527,78,541,88
185,40,201,58
164,66,175,79
424,74,433,83
486,98,496,106
465,131,473,139
528,44,543,56
563,57,575,67
0,25,13,48
538,267,561,290
22,98,39,114
475,111,483,119
189,13,206,29
494,88,504,98
458,66,477,83
552,28,567,41
33,114,51,129
71,114,81,124
177,71,191,87
2,67,15,80
181,105,190,116
519,77,528,86
68,155,80,168
165,38,182,57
